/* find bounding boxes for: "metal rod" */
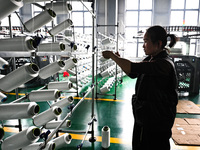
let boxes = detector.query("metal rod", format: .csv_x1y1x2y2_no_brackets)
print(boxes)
79,0,96,18
97,31,116,42
114,22,119,100
78,117,96,150
97,24,118,27
90,0,96,142
58,130,87,134
10,95,28,104
38,84,95,150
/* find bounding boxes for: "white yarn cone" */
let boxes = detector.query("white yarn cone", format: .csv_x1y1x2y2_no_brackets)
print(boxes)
44,120,71,129
49,19,73,36
1,126,41,150
0,63,39,92
39,60,65,79
28,89,61,102
51,96,74,108
48,81,73,91
0,36,36,52
37,42,65,52
33,106,62,126
24,9,56,33
0,102,40,120
45,2,72,15
0,0,23,20
51,133,72,149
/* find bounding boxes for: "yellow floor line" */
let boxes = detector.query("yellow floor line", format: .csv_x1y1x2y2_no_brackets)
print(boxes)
3,127,19,133
5,92,124,102
59,132,130,145
73,97,124,102
4,92,26,96
3,127,200,149
3,127,129,145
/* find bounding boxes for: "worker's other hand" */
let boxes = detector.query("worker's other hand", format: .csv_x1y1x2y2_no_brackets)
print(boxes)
115,51,120,57
102,51,114,59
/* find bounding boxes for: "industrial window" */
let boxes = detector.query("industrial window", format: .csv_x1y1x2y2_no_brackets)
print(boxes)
0,12,21,26
170,0,200,55
170,0,199,26
125,0,152,58
71,2,93,35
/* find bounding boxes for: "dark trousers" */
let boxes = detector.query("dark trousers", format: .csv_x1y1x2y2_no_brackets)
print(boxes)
132,123,172,150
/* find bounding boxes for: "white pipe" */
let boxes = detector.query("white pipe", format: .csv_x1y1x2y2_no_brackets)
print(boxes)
22,142,55,150
37,42,65,52
1,126,41,150
0,57,9,70
45,2,72,15
0,0,23,21
39,60,65,79
0,36,36,52
48,81,73,91
33,106,62,126
0,92,7,102
44,120,71,129
24,9,56,33
50,133,72,149
0,63,39,92
51,96,74,108
0,102,40,120
28,89,61,102
49,19,73,36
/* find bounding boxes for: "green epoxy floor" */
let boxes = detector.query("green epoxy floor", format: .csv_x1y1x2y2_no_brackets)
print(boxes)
1,75,200,150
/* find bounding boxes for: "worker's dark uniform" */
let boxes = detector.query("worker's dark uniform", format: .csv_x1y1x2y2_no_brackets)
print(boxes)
128,50,178,150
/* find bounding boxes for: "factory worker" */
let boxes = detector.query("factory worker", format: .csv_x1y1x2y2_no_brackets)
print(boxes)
102,25,178,150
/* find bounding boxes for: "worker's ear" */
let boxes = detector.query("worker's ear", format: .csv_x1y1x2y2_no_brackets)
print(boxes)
157,40,162,49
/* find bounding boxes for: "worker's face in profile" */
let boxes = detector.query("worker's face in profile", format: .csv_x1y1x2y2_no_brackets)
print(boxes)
143,33,159,56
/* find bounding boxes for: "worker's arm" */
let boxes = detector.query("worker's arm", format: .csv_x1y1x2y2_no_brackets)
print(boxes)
102,51,131,75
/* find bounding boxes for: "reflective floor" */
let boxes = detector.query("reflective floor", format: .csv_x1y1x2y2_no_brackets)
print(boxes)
1,75,200,150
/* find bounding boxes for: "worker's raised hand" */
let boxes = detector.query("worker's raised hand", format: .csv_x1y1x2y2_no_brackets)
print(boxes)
102,51,114,59
115,51,120,57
